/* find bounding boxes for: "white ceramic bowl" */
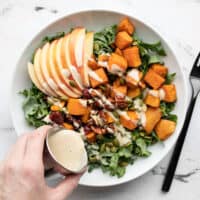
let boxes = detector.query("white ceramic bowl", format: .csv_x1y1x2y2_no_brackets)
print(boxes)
10,10,189,187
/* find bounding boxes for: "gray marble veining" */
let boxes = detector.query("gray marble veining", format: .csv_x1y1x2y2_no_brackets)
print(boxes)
0,0,200,199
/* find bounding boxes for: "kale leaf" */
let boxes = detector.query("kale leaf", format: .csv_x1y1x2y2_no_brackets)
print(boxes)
93,25,117,56
133,35,166,74
20,84,50,127
160,101,177,123
165,73,176,84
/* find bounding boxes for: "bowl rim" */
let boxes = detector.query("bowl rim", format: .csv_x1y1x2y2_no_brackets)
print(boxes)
10,8,189,187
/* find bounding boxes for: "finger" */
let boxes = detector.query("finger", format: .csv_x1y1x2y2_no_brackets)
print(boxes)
49,173,83,200
5,134,29,163
24,125,51,166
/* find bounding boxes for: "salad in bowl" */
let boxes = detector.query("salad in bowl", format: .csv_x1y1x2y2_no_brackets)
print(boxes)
20,17,177,178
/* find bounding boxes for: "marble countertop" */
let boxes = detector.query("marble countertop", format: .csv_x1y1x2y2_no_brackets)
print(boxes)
0,0,200,199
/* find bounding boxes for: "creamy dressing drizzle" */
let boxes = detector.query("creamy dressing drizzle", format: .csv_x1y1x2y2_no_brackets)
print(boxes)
79,99,87,107
136,112,146,127
114,125,132,146
117,110,138,125
117,110,130,120
88,70,103,82
148,89,166,100
89,89,114,107
148,90,159,97
70,65,83,88
128,69,140,82
98,61,108,68
159,89,166,100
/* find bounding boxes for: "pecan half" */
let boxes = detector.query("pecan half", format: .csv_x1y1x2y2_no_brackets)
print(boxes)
91,126,106,134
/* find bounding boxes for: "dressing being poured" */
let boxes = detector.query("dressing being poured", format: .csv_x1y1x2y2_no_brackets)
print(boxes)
47,130,88,172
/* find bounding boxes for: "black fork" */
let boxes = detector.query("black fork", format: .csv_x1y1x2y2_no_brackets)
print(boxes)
162,52,200,192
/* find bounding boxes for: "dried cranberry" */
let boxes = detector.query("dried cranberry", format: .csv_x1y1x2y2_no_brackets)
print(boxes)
49,111,64,125
99,110,106,119
82,88,92,99
84,126,91,134
65,115,74,123
115,95,128,109
92,100,103,110
104,86,112,97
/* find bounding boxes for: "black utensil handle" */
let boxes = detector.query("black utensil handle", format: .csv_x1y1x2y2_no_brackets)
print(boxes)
162,96,197,192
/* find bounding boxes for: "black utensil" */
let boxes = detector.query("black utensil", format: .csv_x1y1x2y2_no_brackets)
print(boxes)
162,52,200,192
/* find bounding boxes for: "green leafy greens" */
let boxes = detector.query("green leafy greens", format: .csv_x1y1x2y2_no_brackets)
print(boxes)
160,102,177,122
42,32,65,44
93,25,117,56
20,84,50,127
133,35,166,74
165,73,176,84
86,129,159,178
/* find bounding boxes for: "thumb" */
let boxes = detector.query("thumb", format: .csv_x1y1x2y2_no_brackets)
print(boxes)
49,173,83,200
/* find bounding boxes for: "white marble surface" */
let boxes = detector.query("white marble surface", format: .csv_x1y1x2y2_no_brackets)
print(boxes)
0,0,200,199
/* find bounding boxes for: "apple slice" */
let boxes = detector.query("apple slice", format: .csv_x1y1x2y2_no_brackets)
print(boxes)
62,34,84,90
48,40,80,98
83,32,94,87
27,62,46,94
69,28,85,67
33,48,56,97
40,42,65,97
55,37,82,94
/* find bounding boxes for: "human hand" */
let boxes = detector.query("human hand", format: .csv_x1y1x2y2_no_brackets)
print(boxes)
0,126,83,200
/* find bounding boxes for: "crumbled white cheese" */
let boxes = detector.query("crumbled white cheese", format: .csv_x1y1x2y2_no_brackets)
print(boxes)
114,125,132,146
133,99,147,112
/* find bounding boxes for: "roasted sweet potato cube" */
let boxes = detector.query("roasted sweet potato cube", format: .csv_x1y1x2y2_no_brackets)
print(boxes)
115,31,133,50
126,69,143,88
63,122,74,130
151,64,168,77
88,55,99,70
108,53,128,72
113,79,121,87
138,81,146,89
144,69,165,89
123,46,142,67
127,87,141,98
144,91,160,107
112,85,127,97
115,48,123,56
120,111,138,130
144,107,162,134
67,98,88,115
98,54,110,62
81,107,91,123
155,119,176,140
104,112,115,123
162,84,177,102
86,132,96,143
117,17,135,35
89,68,108,88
